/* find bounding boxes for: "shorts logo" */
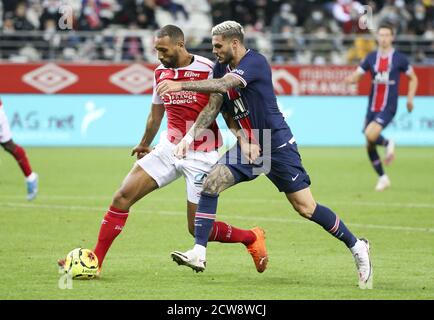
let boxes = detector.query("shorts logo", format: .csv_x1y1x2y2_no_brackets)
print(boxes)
194,173,207,186
291,174,299,181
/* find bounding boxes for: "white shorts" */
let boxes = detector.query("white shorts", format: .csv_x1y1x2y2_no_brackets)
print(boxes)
137,137,219,204
0,108,12,143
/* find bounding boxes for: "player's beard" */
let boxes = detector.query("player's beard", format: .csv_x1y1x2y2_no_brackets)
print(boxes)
161,52,179,68
220,51,234,65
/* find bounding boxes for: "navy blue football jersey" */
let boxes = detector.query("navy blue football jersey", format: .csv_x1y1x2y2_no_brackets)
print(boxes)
214,49,294,149
358,50,412,113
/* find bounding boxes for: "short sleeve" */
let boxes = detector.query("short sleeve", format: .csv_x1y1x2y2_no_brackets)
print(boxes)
152,73,163,105
357,55,371,74
399,54,412,75
226,52,265,88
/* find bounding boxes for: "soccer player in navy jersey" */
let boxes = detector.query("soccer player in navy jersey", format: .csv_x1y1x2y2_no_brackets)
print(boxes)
346,24,418,191
157,21,373,289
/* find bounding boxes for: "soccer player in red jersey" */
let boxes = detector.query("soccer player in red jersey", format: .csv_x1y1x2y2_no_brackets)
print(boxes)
0,98,38,200
346,24,418,191
58,25,267,275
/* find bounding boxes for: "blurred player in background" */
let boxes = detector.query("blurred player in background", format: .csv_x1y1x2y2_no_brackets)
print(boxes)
158,21,373,289
346,24,418,191
58,25,267,275
0,98,38,200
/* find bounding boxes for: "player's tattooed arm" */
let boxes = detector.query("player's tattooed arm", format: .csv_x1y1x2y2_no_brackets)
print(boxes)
203,164,235,195
156,74,243,96
173,93,223,159
193,93,224,135
181,74,243,94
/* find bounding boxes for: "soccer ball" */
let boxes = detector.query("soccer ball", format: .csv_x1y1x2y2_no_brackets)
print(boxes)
63,248,99,279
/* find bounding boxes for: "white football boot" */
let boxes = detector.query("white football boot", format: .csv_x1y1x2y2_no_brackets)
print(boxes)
375,174,391,191
26,172,39,201
384,140,395,166
171,249,206,273
351,238,373,289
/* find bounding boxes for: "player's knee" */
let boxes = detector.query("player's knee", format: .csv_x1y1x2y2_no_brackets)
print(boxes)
292,202,315,219
112,189,133,210
1,140,15,153
365,131,377,144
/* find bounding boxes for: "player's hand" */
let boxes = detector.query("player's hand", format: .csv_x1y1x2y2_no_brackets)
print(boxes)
131,145,153,159
406,99,414,113
240,140,261,164
156,80,182,97
173,139,190,159
344,74,355,84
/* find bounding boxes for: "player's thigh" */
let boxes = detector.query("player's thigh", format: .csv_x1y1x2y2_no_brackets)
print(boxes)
285,187,316,218
0,108,13,144
116,164,159,204
266,143,311,194
137,141,181,189
364,121,383,143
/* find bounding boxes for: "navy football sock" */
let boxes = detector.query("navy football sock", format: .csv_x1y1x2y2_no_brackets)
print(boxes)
310,203,357,248
375,135,389,147
194,192,218,247
368,147,384,176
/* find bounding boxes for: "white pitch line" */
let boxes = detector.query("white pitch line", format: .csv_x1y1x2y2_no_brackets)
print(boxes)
1,194,434,209
1,201,433,234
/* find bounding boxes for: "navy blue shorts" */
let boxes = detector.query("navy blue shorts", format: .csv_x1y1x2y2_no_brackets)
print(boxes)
364,108,396,131
219,142,311,193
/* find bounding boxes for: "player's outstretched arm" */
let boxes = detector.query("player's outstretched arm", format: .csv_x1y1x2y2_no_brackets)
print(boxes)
131,103,165,159
156,74,243,96
344,70,363,84
173,93,223,159
406,69,418,113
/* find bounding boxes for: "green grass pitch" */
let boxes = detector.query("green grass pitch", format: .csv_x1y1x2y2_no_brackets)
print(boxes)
0,147,433,300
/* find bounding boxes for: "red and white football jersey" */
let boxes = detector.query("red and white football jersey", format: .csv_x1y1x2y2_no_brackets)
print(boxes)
152,55,222,152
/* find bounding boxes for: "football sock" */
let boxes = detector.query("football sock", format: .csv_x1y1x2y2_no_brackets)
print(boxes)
368,147,384,176
309,203,357,248
194,192,218,247
375,135,389,147
9,144,32,177
93,206,129,268
209,221,256,246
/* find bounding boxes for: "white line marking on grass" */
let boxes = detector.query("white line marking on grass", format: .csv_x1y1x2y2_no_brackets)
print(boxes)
1,194,434,209
1,201,433,234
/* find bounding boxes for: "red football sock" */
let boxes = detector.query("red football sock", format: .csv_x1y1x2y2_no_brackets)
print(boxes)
93,206,129,268
10,145,32,177
209,221,256,246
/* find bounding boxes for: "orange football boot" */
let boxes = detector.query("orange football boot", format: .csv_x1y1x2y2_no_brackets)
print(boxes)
246,227,268,273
